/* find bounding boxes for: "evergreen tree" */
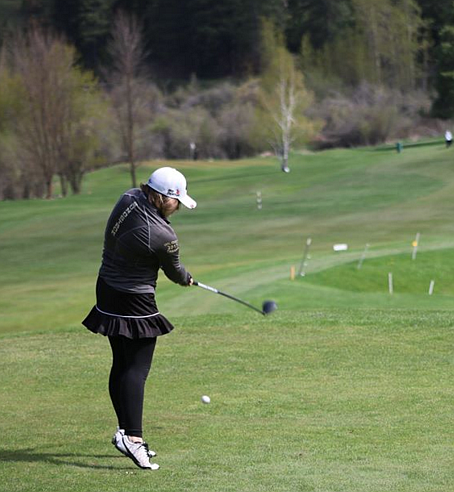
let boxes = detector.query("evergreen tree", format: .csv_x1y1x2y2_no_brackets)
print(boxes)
286,0,355,52
301,0,422,90
416,0,454,115
113,0,288,79
52,0,115,70
416,0,454,46
432,24,454,117
20,0,54,26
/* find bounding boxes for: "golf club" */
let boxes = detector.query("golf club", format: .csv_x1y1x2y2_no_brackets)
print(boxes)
193,281,277,316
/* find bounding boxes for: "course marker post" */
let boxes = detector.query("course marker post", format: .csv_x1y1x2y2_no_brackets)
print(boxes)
256,191,262,210
429,280,435,295
412,232,420,260
357,243,370,269
297,237,312,277
290,266,295,280
388,273,393,294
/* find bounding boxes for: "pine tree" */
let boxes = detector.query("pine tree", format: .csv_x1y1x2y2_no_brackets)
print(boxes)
286,0,355,52
417,0,454,116
52,0,115,70
432,24,454,118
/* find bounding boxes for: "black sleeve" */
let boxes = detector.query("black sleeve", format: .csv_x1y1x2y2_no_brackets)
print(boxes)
155,232,191,286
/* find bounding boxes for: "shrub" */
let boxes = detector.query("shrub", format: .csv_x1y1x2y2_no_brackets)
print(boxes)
311,83,431,148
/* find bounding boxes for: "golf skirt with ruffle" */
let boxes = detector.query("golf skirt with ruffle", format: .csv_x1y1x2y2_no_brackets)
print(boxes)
82,277,174,339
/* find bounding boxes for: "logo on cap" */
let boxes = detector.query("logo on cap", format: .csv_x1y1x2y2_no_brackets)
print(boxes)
167,188,180,197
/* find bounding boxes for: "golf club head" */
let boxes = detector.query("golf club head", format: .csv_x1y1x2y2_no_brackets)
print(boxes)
262,300,277,315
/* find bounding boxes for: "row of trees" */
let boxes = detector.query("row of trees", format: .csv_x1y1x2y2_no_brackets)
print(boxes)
2,0,454,116
0,16,321,199
0,2,444,200
300,0,423,92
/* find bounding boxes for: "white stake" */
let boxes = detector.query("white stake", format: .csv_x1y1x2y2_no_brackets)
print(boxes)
412,232,420,260
297,237,312,277
357,243,370,269
429,280,435,295
256,191,262,210
388,273,393,294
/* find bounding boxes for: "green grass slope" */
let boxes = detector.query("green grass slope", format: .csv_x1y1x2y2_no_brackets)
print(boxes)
1,144,454,491
1,144,454,333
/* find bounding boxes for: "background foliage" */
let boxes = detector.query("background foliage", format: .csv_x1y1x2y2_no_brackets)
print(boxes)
0,0,445,89
0,0,453,199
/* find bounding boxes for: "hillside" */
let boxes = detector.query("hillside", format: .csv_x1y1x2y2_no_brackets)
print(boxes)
1,143,454,335
1,144,453,492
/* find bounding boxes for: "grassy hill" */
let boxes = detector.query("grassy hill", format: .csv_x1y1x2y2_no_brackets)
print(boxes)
0,144,453,492
1,144,454,334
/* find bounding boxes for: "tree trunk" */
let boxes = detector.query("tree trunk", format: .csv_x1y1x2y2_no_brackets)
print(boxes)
126,74,137,188
59,174,68,197
281,139,289,170
129,152,137,188
45,178,53,199
69,170,83,194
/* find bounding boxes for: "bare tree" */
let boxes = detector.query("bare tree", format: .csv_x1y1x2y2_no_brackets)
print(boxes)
265,61,301,171
10,29,102,198
259,20,315,172
107,12,149,188
261,52,314,171
12,30,64,198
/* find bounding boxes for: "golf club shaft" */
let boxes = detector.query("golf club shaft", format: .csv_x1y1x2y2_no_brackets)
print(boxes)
193,281,265,315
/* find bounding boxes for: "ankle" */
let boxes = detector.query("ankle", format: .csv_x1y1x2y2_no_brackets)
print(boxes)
127,435,143,444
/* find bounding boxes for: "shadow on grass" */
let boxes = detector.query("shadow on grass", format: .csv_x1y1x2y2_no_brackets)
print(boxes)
0,448,135,470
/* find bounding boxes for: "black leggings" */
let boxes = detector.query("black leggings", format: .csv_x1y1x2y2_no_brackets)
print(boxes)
108,336,157,437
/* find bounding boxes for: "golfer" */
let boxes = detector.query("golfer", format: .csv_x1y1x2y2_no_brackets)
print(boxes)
82,167,196,470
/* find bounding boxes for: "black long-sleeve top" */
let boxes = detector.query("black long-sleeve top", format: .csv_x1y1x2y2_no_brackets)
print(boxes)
99,188,191,294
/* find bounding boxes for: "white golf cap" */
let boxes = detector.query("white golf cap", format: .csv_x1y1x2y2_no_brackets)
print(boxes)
147,167,197,209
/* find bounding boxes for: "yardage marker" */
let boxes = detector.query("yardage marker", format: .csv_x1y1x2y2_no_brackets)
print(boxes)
412,232,420,260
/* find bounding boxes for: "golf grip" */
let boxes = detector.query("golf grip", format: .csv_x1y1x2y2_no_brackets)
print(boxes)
193,281,265,315
193,281,219,294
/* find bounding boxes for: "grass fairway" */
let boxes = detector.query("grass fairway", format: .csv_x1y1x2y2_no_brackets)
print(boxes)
0,312,452,492
0,144,453,491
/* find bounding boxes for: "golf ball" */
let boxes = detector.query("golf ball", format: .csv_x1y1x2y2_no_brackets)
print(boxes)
201,395,211,404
